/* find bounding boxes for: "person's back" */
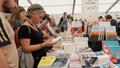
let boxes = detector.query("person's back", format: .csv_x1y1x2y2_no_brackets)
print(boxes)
105,15,118,30
13,19,21,30
111,19,118,29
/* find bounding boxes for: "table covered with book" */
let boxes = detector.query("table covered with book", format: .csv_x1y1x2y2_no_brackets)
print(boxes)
37,23,120,68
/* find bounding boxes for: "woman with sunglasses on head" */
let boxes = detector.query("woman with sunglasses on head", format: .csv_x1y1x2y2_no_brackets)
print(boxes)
18,4,55,68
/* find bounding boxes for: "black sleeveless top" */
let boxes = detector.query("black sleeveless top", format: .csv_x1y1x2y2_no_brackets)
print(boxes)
18,25,46,58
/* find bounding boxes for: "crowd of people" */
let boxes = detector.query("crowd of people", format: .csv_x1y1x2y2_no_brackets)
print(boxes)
0,0,120,68
0,0,60,68
97,15,120,35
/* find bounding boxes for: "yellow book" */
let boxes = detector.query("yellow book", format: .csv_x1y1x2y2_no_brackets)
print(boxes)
38,56,56,66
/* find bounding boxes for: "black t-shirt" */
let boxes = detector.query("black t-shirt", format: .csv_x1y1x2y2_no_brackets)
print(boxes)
18,25,46,57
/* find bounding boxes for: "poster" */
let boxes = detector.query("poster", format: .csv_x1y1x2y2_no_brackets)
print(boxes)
82,0,98,23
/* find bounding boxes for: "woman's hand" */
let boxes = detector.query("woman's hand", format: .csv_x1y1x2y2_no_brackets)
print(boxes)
44,33,50,39
42,39,56,47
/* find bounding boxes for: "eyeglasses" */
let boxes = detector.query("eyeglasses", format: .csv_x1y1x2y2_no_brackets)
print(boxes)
34,13,44,19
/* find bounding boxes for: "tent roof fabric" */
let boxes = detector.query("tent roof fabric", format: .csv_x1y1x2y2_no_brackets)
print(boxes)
19,0,119,14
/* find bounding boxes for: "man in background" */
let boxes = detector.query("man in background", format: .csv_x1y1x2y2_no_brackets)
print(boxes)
105,15,118,30
59,12,68,32
0,0,18,68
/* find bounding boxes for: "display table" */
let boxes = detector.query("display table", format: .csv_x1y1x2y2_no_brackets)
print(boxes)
37,32,120,68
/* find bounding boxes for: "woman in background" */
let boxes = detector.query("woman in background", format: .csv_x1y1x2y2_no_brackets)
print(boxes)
8,6,25,31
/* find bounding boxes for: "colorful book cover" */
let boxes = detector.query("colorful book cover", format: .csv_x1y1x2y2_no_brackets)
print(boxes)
69,62,81,68
38,56,56,66
95,51,105,56
114,63,120,68
103,41,120,63
100,62,118,68
106,26,116,32
50,58,68,68
82,54,98,67
104,41,119,47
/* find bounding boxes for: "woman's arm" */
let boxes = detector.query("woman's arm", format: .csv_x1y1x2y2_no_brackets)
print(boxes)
0,48,9,68
20,39,55,53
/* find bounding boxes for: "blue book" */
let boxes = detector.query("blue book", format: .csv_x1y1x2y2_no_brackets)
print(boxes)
104,41,119,47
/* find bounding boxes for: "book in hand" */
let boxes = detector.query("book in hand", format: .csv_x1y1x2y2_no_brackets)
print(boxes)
38,56,56,67
52,36,62,43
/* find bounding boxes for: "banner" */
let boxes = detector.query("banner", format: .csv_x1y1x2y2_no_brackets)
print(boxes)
82,0,98,23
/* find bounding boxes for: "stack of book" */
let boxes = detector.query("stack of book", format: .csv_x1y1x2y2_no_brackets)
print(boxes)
69,54,82,68
69,54,80,62
81,53,99,68
105,26,117,40
69,62,82,68
99,22,111,26
81,53,110,68
90,26,104,41
62,37,74,43
100,62,118,68
50,53,70,68
64,44,76,54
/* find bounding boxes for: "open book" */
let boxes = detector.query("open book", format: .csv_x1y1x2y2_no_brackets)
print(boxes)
52,36,62,43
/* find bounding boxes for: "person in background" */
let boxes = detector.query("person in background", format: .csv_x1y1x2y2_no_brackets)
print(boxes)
40,14,59,52
18,4,55,68
117,18,120,36
71,16,74,21
67,15,72,24
59,12,68,32
75,19,78,22
0,0,18,68
67,15,72,32
8,6,25,31
105,15,118,30
98,16,104,22
39,14,52,39
79,18,85,32
41,14,59,38
47,17,59,37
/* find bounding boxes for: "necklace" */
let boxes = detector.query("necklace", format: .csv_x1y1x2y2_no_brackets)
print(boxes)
27,20,39,31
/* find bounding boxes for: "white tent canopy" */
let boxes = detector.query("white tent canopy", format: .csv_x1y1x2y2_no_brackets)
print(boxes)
19,0,120,14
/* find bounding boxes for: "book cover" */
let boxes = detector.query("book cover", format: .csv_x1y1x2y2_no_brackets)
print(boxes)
38,56,56,66
103,41,120,63
69,62,82,68
50,58,68,68
100,62,118,68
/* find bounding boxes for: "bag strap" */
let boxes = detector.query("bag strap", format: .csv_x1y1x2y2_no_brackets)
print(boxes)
22,24,31,35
